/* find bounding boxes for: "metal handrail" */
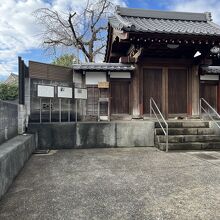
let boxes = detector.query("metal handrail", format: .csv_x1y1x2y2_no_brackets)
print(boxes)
150,98,169,152
199,98,220,129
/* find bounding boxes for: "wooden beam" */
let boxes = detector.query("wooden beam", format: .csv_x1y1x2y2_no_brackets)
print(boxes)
119,56,135,63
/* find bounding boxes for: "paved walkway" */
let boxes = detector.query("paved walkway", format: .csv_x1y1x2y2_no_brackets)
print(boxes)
0,148,220,220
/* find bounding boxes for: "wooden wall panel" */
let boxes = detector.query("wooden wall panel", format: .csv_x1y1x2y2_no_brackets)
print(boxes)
200,83,218,110
168,68,187,114
143,68,163,114
110,80,130,114
29,61,72,82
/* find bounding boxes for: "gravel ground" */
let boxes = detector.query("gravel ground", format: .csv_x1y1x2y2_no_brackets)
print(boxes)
0,148,220,220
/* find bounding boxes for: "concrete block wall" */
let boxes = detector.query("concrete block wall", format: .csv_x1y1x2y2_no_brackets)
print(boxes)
0,101,18,145
28,121,154,149
18,104,27,134
0,134,36,199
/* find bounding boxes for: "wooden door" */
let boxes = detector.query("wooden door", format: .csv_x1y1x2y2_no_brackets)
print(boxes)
200,83,218,110
110,80,130,114
168,69,187,114
86,86,99,115
143,68,162,114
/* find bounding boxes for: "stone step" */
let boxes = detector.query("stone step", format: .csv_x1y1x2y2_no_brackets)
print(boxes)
157,135,220,143
159,142,220,151
155,128,214,135
155,121,209,129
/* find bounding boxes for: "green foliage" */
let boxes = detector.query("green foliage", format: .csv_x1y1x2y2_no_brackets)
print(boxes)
52,54,79,67
0,83,18,100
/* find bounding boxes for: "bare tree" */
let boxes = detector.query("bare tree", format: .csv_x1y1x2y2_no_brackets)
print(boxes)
34,0,114,62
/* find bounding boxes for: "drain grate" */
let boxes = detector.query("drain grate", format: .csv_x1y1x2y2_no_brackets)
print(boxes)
194,153,218,160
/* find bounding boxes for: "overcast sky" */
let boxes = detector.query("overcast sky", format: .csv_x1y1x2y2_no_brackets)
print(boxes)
1,0,220,79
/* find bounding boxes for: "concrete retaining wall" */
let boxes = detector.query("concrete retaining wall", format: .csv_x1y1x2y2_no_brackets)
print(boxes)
0,134,36,199
28,121,154,149
0,101,18,145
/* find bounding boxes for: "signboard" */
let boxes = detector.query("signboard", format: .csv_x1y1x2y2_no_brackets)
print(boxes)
74,88,87,99
98,81,109,88
58,86,73,98
37,85,54,98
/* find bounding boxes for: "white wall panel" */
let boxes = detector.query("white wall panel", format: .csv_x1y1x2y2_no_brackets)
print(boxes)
85,72,106,85
200,74,219,81
110,72,131,78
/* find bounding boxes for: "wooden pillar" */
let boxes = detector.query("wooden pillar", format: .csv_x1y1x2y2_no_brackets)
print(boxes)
162,67,168,119
191,65,200,116
131,64,141,117
218,80,220,114
187,67,192,116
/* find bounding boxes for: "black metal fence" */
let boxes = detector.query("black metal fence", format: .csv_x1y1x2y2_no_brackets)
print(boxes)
0,100,18,144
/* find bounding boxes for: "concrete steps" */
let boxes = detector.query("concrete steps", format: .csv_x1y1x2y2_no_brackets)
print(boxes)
159,142,220,151
155,120,220,151
157,135,220,143
156,128,213,135
155,121,209,128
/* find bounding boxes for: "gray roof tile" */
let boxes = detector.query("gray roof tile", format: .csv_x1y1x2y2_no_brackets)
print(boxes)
73,63,135,71
109,7,220,36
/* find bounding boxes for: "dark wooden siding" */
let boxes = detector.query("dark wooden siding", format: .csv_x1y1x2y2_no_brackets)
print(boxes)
110,80,130,114
143,68,162,114
168,68,187,114
29,61,72,82
200,82,218,110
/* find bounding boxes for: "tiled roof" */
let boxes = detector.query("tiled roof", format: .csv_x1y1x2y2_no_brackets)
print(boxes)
73,63,135,71
109,6,220,36
201,66,220,74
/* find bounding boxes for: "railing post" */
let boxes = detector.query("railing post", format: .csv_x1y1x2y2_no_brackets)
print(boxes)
150,98,152,118
166,124,168,152
199,98,202,119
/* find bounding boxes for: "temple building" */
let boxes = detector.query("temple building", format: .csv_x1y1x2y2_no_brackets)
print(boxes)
20,6,220,122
